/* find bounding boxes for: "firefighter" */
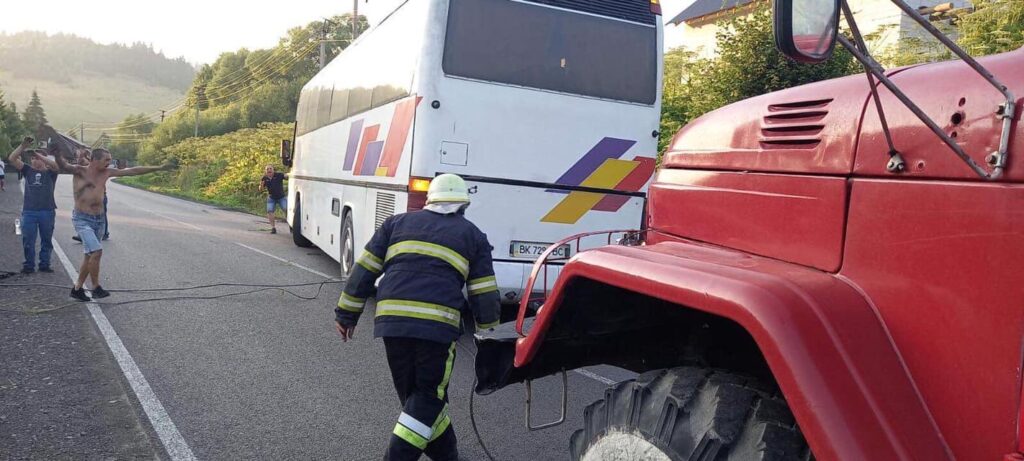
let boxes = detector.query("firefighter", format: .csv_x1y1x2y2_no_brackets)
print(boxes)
334,173,500,461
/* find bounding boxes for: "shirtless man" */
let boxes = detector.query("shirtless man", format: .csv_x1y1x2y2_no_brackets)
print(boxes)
55,148,172,301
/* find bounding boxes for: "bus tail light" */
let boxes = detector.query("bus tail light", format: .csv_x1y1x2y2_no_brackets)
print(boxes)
408,177,431,211
650,0,662,15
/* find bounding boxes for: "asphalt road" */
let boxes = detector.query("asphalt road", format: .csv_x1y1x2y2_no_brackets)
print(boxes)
46,179,636,460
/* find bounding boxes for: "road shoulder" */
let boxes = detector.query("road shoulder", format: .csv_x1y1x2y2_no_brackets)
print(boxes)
0,180,159,459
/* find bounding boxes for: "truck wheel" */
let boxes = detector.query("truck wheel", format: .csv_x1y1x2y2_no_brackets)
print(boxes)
571,367,811,461
291,198,313,248
339,212,355,278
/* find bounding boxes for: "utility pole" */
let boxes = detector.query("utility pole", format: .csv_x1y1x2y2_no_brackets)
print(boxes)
319,20,327,71
161,110,166,123
194,86,204,138
353,0,359,39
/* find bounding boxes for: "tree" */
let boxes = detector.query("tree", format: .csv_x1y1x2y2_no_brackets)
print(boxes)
22,90,48,134
0,88,27,149
659,4,858,153
108,113,156,162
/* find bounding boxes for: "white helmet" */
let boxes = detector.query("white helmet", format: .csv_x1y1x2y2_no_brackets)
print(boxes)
426,174,470,204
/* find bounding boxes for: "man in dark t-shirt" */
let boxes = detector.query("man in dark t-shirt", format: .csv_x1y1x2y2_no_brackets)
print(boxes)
8,137,60,273
259,165,287,234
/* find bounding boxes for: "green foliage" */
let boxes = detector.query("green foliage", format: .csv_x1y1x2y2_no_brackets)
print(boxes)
141,14,364,158
958,0,1024,56
0,32,194,90
124,123,293,215
659,5,858,153
21,90,47,134
0,88,27,150
106,113,155,162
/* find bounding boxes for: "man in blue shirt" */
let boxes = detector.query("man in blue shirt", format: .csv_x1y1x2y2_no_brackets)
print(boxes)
8,137,60,274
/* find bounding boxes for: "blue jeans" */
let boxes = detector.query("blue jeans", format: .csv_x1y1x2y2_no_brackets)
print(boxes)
22,209,55,270
72,210,106,254
266,197,287,214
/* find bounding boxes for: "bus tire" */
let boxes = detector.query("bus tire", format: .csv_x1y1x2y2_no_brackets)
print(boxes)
339,211,355,278
571,367,811,461
291,198,314,248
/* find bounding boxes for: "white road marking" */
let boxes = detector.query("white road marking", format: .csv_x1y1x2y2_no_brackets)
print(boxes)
51,239,197,461
574,368,617,386
234,242,337,280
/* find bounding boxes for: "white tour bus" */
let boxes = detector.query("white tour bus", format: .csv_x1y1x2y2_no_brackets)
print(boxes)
285,0,664,302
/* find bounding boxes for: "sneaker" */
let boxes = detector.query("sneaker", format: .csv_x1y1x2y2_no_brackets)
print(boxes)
38,267,54,273
70,287,91,302
21,267,34,274
91,286,110,299
270,228,277,234
72,235,82,242
102,235,109,241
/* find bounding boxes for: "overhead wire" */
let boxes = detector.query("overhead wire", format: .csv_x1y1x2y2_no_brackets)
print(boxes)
73,25,323,133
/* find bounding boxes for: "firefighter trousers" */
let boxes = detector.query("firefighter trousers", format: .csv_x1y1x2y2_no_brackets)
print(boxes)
384,337,458,461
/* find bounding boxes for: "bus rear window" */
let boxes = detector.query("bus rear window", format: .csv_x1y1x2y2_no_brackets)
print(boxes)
443,0,658,105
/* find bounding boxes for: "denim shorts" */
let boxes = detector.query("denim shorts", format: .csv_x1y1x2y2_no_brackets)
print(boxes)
72,210,105,254
267,197,287,214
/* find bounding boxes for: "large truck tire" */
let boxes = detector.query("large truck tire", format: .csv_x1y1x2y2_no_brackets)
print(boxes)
291,198,314,248
571,367,811,461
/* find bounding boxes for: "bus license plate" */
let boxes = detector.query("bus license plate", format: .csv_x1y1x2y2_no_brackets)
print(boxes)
511,241,571,259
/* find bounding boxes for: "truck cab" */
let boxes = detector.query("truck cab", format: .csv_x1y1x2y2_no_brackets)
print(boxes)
476,1,1024,459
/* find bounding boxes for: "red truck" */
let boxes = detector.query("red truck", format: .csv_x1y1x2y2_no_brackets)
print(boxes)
475,0,1023,459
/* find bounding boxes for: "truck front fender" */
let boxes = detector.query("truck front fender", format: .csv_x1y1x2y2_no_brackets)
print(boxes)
514,241,951,461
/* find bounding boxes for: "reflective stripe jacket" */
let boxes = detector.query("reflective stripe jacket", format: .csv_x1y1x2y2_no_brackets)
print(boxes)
335,209,501,344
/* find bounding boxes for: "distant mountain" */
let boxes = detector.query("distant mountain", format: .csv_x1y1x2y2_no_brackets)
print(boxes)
0,32,195,134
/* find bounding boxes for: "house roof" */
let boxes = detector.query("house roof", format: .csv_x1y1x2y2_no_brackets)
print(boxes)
667,0,757,25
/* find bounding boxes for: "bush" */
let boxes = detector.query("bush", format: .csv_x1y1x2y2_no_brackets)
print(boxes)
125,122,293,215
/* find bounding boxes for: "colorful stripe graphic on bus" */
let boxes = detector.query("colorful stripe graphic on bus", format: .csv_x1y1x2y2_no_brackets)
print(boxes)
542,137,656,224
343,96,423,177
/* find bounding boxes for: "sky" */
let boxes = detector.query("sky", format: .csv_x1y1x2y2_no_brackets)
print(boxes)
0,0,696,65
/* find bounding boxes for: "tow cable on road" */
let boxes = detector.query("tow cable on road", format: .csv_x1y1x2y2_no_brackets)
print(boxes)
1,278,504,460
0,280,344,314
456,340,499,461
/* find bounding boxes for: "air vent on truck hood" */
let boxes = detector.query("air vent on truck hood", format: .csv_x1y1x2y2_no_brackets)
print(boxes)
759,98,832,149
662,71,869,175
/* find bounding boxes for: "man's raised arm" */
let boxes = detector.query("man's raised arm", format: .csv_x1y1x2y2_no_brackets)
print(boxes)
7,137,32,170
109,164,174,177
33,151,59,172
54,148,86,174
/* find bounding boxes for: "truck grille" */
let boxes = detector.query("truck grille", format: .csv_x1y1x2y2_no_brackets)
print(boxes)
760,98,832,149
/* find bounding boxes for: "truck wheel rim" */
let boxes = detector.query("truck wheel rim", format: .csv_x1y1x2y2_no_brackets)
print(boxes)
581,430,672,461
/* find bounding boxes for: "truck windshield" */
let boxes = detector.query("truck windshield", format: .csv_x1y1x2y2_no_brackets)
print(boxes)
442,0,658,105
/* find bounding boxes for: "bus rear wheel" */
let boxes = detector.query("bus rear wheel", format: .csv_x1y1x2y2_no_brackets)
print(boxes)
291,197,313,248
571,367,811,461
339,212,355,278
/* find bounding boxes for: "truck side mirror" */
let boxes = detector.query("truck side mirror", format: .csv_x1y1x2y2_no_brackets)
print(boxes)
281,139,293,167
774,0,840,63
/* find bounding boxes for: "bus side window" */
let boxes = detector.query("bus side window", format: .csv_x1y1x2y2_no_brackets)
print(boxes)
330,88,350,123
317,86,334,129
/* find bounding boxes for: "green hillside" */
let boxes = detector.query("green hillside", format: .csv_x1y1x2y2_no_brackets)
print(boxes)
0,71,185,137
0,32,193,141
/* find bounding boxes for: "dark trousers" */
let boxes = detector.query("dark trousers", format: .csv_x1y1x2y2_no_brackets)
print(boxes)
102,194,109,238
21,210,55,270
383,337,458,461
